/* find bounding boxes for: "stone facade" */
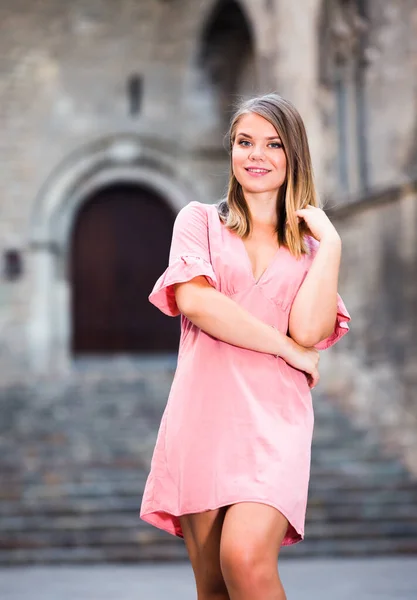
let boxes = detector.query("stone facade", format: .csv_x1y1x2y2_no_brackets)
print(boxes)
322,180,417,475
0,0,417,561
0,0,416,372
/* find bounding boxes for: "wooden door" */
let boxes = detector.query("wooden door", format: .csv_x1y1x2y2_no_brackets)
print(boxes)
70,184,180,354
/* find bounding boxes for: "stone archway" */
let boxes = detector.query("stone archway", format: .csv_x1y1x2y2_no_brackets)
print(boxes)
27,135,198,373
198,0,258,132
183,0,264,150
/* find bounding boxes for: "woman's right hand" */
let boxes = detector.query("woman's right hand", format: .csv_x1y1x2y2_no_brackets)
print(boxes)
284,338,320,388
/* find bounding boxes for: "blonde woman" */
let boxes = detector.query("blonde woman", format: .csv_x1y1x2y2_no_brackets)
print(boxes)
141,93,350,600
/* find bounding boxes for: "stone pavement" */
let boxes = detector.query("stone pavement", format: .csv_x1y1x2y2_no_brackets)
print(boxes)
1,557,417,599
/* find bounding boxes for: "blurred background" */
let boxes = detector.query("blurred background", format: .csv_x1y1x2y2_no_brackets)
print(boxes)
0,0,417,595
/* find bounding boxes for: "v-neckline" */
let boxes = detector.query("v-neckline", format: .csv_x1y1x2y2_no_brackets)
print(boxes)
235,234,282,286
213,206,284,286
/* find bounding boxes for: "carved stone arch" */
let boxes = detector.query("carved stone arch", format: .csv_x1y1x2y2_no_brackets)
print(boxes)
183,0,261,149
27,135,198,373
190,0,266,74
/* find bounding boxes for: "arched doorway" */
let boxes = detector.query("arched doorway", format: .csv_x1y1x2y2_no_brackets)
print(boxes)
70,183,180,355
200,0,257,122
188,0,258,146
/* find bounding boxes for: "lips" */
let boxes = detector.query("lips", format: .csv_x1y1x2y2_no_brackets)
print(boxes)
245,167,271,176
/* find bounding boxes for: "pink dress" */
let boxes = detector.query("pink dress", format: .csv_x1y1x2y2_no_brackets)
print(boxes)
140,201,350,545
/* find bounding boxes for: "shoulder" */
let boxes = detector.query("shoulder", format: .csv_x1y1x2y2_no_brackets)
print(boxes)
175,201,207,223
173,202,216,236
176,201,220,226
176,201,211,220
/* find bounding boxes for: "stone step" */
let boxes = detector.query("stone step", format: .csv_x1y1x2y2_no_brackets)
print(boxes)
308,488,417,505
309,478,417,493
306,502,417,521
311,444,405,461
0,541,187,566
1,503,417,534
0,468,149,487
305,520,417,538
0,514,145,533
0,431,383,466
0,480,415,512
0,472,414,504
0,497,144,516
1,454,395,478
284,536,417,558
1,520,416,551
0,378,415,562
1,491,416,520
1,535,417,566
0,526,174,549
0,432,399,459
310,462,408,478
0,463,409,494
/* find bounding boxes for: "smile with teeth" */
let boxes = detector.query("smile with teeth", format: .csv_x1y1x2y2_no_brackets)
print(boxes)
245,167,271,175
245,167,270,177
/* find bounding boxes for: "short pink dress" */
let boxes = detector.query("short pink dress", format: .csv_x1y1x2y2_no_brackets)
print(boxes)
140,200,350,545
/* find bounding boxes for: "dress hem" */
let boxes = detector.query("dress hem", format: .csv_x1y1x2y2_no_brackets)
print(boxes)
140,498,305,547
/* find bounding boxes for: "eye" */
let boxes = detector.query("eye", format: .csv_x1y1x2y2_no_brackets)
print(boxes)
269,142,283,149
237,139,251,147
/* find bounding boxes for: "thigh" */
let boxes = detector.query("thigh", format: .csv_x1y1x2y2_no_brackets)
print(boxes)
220,502,289,571
180,508,229,596
220,503,289,600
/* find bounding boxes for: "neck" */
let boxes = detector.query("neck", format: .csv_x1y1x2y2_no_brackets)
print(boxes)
243,190,279,228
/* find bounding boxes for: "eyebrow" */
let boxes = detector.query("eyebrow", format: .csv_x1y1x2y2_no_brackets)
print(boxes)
236,132,281,140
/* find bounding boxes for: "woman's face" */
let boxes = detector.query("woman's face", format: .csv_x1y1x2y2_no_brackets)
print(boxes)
232,112,287,195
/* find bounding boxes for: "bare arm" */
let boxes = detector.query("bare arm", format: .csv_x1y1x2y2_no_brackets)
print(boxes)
287,204,344,348
174,276,319,378
289,234,341,347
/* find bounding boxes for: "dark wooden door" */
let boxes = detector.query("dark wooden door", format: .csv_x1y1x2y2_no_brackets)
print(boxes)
70,184,180,354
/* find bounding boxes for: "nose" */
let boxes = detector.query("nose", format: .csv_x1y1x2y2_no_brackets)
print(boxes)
249,145,265,160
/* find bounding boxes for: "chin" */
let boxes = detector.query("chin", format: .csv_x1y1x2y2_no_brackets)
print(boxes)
241,182,277,194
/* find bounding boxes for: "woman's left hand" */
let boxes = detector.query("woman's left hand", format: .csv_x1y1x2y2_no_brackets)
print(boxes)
294,205,340,243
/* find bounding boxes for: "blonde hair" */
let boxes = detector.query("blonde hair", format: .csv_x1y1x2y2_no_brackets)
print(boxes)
217,93,319,258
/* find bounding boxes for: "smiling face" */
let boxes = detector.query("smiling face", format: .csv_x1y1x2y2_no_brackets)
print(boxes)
231,111,287,197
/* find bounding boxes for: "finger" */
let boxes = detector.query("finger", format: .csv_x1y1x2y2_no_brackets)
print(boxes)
309,370,320,389
296,206,315,214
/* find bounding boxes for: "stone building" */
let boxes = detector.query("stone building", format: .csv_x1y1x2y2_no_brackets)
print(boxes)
0,0,416,562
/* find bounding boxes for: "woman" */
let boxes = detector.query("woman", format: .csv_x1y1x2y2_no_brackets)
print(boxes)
140,93,350,600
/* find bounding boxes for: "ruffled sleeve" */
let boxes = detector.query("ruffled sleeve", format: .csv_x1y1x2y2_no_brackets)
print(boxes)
314,293,351,350
303,236,351,350
149,201,217,317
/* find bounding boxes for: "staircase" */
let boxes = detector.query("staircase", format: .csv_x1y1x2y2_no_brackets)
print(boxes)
286,396,417,557
0,363,416,564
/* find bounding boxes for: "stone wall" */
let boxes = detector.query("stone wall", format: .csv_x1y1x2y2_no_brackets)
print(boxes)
0,0,417,561
0,0,416,376
365,0,417,186
0,0,280,374
319,179,417,475
0,0,416,482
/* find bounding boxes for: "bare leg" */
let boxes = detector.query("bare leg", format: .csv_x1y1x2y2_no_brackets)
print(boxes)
179,508,230,600
220,502,289,600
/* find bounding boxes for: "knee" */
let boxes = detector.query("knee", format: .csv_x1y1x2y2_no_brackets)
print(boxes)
220,542,276,592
